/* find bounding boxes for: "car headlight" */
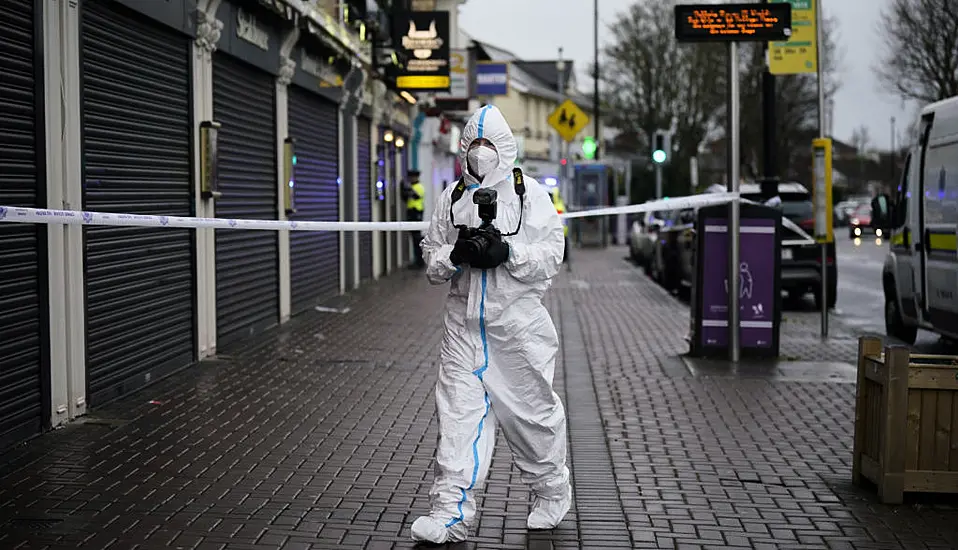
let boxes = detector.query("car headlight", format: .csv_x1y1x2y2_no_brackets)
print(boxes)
875,228,882,237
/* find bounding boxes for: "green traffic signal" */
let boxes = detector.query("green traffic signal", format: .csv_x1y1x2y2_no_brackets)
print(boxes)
582,136,596,159
652,150,666,163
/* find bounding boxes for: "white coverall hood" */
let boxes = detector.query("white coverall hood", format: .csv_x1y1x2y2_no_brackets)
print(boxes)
412,105,572,544
458,105,518,188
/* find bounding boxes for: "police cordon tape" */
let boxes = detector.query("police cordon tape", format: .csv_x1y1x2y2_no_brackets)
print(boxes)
0,191,816,245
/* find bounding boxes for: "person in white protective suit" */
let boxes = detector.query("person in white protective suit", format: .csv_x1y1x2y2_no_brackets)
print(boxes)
410,105,572,544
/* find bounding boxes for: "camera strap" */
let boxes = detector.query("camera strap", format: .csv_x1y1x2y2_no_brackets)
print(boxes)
448,167,526,235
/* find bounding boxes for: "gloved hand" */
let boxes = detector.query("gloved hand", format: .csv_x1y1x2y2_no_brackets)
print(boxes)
471,226,510,269
450,238,472,266
449,227,476,266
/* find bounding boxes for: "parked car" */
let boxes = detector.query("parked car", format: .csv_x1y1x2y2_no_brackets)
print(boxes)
649,207,696,298
742,182,837,309
696,182,837,309
629,211,664,271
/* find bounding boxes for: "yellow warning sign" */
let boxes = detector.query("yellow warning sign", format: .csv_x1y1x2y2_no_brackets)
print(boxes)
548,99,590,143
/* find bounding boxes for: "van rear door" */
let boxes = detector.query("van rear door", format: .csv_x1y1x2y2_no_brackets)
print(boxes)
918,112,958,334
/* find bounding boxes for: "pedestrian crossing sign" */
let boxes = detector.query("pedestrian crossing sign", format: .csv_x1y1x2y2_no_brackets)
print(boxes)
548,99,590,143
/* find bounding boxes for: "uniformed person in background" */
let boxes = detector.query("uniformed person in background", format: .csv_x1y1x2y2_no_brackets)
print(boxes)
402,170,426,268
548,187,569,264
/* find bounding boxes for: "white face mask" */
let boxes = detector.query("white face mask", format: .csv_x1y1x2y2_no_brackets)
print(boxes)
467,146,499,179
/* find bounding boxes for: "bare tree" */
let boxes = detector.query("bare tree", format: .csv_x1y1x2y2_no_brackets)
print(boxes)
599,0,727,198
850,125,871,155
730,13,844,181
875,0,958,104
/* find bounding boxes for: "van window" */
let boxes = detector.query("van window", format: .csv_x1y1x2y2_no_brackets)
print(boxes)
895,153,911,227
922,144,958,225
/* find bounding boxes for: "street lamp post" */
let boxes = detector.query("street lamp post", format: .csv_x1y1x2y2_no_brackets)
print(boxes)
593,0,600,160
557,49,568,203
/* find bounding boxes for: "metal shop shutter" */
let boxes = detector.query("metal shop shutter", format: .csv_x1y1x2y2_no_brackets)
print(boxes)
81,1,194,406
288,86,339,314
357,117,373,280
212,53,279,349
0,0,44,447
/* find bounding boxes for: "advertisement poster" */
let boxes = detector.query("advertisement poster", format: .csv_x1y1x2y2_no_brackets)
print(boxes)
699,218,776,348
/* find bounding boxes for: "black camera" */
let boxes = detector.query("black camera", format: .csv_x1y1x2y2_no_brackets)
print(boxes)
459,188,499,259
473,188,497,227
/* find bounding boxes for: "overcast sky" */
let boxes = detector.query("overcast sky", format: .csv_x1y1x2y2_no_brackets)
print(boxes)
458,0,916,150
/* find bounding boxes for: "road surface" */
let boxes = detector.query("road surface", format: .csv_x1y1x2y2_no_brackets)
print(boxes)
830,235,954,351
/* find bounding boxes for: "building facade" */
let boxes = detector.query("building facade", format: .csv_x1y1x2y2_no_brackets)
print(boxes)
0,0,416,450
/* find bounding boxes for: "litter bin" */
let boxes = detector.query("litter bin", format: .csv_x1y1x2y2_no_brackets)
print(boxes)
689,202,783,359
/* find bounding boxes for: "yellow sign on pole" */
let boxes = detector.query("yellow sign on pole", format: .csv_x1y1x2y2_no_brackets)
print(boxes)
769,0,817,75
812,137,833,243
548,99,591,143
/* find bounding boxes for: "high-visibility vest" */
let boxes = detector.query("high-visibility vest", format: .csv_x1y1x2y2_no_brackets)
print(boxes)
550,190,569,236
407,182,425,212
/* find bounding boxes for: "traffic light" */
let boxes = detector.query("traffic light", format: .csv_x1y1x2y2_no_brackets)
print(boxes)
652,129,670,164
582,136,597,160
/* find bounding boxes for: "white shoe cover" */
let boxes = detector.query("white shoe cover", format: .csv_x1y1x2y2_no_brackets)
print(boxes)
526,486,572,530
410,516,467,544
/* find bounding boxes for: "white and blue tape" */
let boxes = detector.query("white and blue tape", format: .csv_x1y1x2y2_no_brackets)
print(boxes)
0,192,742,232
0,192,815,244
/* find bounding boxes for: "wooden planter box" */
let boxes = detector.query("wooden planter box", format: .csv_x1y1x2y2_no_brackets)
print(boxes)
853,337,958,504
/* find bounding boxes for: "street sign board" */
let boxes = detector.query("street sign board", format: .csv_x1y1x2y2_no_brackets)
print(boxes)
548,99,590,143
769,0,817,74
475,61,509,96
812,137,834,243
674,3,792,42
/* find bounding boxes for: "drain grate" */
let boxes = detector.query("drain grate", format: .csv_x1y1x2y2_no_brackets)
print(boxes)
5,517,64,532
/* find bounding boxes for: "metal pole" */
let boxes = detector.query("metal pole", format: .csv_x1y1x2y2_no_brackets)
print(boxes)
728,41,741,363
816,0,828,338
890,116,896,178
593,0,600,160
557,49,568,203
655,163,662,199
761,0,777,180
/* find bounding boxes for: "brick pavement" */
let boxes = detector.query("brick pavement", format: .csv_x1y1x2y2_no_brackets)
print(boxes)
0,247,956,549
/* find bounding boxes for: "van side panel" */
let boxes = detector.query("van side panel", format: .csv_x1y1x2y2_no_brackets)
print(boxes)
921,108,958,334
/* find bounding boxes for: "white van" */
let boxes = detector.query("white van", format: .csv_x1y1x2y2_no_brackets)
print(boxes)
882,96,958,344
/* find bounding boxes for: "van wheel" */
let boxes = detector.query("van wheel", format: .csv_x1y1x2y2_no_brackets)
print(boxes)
885,294,918,345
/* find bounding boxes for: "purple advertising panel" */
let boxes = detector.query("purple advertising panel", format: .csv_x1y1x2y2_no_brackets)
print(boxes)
699,218,776,348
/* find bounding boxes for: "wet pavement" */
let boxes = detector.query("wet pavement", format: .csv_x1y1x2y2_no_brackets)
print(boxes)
1,246,957,549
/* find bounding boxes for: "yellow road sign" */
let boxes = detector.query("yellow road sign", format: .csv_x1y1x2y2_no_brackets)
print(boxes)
769,0,817,75
548,99,590,143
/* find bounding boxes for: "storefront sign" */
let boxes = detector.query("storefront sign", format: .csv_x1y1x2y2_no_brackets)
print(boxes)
237,8,270,50
475,62,509,96
435,49,470,99
699,218,776,348
392,11,450,91
216,2,282,75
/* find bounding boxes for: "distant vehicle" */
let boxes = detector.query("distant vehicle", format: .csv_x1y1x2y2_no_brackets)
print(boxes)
882,95,958,345
848,204,884,239
628,210,664,271
834,200,861,226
